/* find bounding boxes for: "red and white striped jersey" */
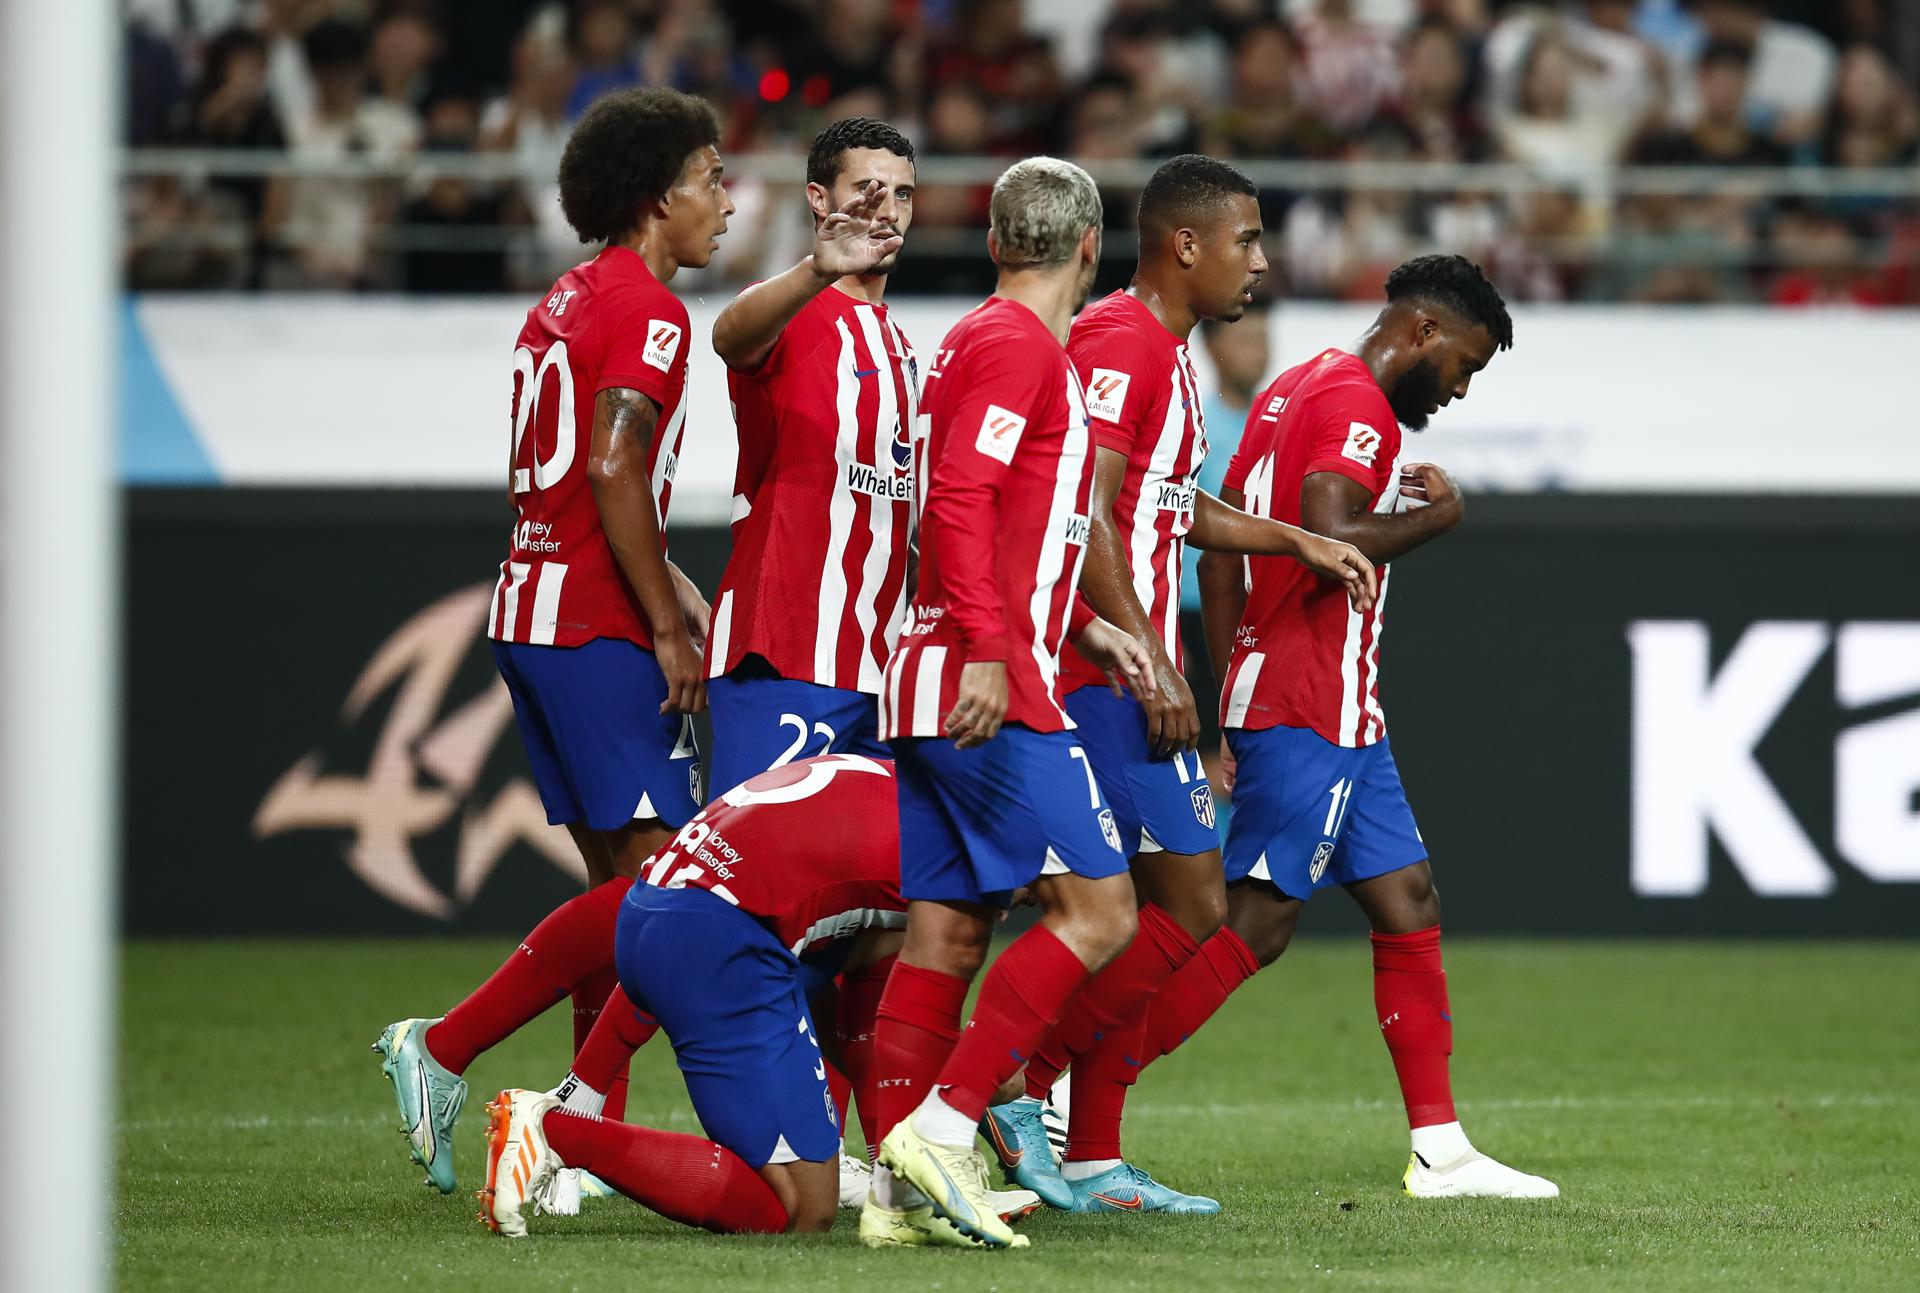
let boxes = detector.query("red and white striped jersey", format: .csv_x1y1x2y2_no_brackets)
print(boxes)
1219,349,1404,748
640,753,904,958
707,288,919,693
879,296,1099,738
488,246,689,649
1060,291,1208,692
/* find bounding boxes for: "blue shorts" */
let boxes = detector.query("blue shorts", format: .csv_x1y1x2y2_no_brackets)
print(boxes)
891,727,1130,908
1064,686,1221,858
706,659,887,798
492,638,703,832
614,885,840,1167
1222,726,1426,900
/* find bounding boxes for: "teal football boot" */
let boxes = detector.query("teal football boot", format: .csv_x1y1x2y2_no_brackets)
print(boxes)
980,1096,1073,1210
373,1017,468,1194
1066,1162,1221,1215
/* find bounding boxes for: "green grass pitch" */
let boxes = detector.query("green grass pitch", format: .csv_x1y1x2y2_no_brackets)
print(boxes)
117,938,1918,1291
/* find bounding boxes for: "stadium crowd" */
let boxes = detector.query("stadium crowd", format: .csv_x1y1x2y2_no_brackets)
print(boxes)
124,0,1920,302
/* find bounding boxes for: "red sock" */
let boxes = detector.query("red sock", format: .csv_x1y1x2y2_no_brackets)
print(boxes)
570,968,628,1121
837,953,896,1159
569,983,658,1103
1372,925,1455,1128
541,1109,787,1233
425,877,632,1075
871,961,968,1145
1138,926,1260,1070
1053,905,1199,1161
936,926,1090,1121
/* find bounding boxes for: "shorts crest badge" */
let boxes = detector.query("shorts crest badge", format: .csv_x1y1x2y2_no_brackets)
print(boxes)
1190,783,1215,829
1309,840,1335,884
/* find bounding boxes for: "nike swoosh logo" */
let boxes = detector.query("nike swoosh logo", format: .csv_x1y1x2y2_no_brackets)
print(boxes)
853,366,880,378
1092,1191,1143,1211
411,1065,434,1162
1414,1152,1432,1169
985,1118,1023,1167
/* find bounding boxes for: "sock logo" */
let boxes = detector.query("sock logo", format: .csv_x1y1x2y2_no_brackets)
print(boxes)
553,1075,579,1102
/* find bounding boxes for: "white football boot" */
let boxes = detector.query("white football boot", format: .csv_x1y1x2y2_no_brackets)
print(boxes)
839,1153,875,1209
478,1089,564,1236
1403,1149,1559,1199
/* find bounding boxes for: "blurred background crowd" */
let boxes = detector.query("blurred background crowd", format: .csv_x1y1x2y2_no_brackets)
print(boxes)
123,0,1920,302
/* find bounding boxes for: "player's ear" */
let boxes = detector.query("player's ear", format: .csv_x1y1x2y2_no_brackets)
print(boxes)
805,182,831,224
1079,224,1101,269
986,228,1002,267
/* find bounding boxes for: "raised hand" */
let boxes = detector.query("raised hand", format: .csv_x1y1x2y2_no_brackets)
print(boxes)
813,181,904,280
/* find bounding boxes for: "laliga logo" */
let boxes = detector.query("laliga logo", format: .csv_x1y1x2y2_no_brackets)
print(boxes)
1628,620,1920,897
252,585,584,920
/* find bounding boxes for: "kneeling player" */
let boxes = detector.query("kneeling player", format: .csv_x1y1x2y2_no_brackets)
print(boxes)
1147,255,1556,1199
476,755,1039,1237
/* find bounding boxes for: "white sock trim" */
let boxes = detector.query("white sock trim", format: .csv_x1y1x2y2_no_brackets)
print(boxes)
550,1072,607,1118
910,1091,979,1149
1410,1120,1472,1166
1061,1157,1121,1181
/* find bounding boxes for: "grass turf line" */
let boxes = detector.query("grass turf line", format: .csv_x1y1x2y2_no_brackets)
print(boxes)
117,939,1919,1291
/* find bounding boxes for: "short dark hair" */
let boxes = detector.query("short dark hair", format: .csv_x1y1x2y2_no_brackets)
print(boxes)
1384,254,1514,351
806,117,916,189
1137,153,1259,242
1698,38,1755,73
558,88,721,244
303,18,368,72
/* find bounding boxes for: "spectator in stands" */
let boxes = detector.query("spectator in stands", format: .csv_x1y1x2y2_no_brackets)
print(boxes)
1639,39,1789,165
1766,203,1882,306
187,25,290,288
1202,20,1337,160
481,17,577,289
282,18,420,288
925,0,1065,152
370,2,444,115
567,0,643,119
401,90,507,293
1490,27,1645,173
1819,43,1920,170
1291,0,1401,132
1668,0,1836,146
1390,17,1488,161
1092,10,1209,155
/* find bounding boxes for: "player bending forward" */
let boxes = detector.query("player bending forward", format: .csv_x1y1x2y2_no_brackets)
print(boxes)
375,86,730,1193
860,158,1157,1252
984,153,1377,1215
476,755,1040,1237
1141,255,1558,1199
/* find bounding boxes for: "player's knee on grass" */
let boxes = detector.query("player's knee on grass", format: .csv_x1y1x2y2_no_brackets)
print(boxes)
761,1159,838,1233
1038,870,1139,971
1348,860,1440,935
1133,850,1228,944
1224,879,1302,967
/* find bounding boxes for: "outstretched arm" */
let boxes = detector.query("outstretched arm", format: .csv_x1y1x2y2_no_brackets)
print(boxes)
711,182,904,371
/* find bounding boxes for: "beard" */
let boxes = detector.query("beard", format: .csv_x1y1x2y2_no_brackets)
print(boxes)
1387,356,1445,430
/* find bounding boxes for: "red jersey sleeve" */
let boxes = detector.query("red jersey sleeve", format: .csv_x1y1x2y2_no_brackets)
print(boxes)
1069,320,1161,457
597,289,688,406
1300,382,1389,497
923,337,1054,663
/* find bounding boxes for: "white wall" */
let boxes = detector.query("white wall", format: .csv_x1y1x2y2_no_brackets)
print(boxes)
130,295,1920,518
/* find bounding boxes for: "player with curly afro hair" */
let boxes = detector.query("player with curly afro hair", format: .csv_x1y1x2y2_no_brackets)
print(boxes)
558,87,730,260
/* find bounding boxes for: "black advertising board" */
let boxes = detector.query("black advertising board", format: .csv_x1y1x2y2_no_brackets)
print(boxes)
123,490,1919,937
